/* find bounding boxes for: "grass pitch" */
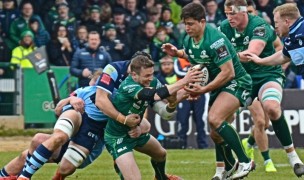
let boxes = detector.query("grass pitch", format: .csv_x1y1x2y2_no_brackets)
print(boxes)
0,149,303,180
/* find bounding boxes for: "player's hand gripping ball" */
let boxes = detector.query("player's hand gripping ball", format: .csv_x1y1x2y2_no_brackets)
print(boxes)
188,64,209,88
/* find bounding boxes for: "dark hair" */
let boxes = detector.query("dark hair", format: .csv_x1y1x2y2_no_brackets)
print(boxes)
51,23,68,41
181,2,206,21
246,0,256,8
130,51,154,74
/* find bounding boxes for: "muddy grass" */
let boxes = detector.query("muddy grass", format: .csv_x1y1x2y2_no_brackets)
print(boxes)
0,136,32,152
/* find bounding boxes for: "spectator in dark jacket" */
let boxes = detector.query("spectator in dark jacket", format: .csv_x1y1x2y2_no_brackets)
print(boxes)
29,17,50,47
0,23,11,62
0,0,19,38
101,23,130,61
47,24,73,66
70,31,112,87
112,7,132,47
72,25,88,50
131,21,156,55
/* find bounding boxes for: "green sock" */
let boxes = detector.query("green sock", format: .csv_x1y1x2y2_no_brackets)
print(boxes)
219,142,236,171
216,121,250,163
261,150,270,161
151,160,167,180
247,134,255,146
271,113,293,147
215,143,224,162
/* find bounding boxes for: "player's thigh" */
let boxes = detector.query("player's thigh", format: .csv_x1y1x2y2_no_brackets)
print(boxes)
116,152,141,180
135,135,166,160
209,92,240,122
56,109,83,136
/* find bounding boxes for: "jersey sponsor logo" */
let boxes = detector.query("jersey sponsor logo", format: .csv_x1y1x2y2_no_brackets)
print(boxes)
216,45,229,60
210,38,225,49
103,64,116,74
299,39,303,46
226,80,237,91
117,146,127,153
99,54,104,60
100,73,111,85
253,26,266,37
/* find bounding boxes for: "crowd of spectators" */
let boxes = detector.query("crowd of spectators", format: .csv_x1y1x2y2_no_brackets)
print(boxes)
0,3,302,96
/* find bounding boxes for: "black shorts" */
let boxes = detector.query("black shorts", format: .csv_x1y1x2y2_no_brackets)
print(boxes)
71,112,107,151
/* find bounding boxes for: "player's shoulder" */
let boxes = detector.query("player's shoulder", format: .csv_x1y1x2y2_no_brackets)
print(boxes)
248,14,271,29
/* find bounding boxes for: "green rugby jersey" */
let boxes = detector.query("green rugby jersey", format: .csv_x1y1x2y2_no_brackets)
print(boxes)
219,14,284,77
106,75,162,136
183,24,247,81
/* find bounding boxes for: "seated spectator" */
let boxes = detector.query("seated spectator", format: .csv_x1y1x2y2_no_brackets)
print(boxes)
159,6,179,42
0,23,11,62
101,23,130,61
47,24,73,66
150,26,176,62
72,25,88,50
131,21,156,55
29,17,50,47
83,5,104,36
10,30,36,68
204,0,225,28
70,31,112,87
0,0,19,39
125,0,147,38
9,1,44,49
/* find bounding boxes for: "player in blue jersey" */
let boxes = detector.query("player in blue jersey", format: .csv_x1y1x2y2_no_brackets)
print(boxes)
246,3,304,79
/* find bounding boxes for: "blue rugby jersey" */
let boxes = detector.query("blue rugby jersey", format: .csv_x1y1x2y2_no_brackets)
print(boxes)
96,60,130,94
282,17,304,76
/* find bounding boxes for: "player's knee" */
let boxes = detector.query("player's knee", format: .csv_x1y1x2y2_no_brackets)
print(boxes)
263,102,281,120
63,145,87,168
208,114,221,129
51,131,69,146
59,161,76,176
31,133,48,148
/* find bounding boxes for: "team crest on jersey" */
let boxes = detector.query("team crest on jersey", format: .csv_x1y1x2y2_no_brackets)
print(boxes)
299,39,303,46
253,26,266,37
243,36,249,45
200,50,209,59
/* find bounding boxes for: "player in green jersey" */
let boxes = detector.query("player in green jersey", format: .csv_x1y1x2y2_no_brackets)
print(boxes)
219,0,304,178
162,2,254,179
104,53,201,180
213,0,281,176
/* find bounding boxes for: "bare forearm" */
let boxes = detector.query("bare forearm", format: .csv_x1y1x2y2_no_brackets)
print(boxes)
260,51,290,65
204,70,234,93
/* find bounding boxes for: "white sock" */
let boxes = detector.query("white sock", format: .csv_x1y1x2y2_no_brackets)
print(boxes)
287,150,303,167
215,166,225,174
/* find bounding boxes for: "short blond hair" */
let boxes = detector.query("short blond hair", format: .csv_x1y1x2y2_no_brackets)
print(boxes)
273,3,300,20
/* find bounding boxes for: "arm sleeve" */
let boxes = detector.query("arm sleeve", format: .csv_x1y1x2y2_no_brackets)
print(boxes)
96,64,118,94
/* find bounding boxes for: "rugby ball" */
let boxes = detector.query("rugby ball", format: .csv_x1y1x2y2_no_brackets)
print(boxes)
189,64,209,87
